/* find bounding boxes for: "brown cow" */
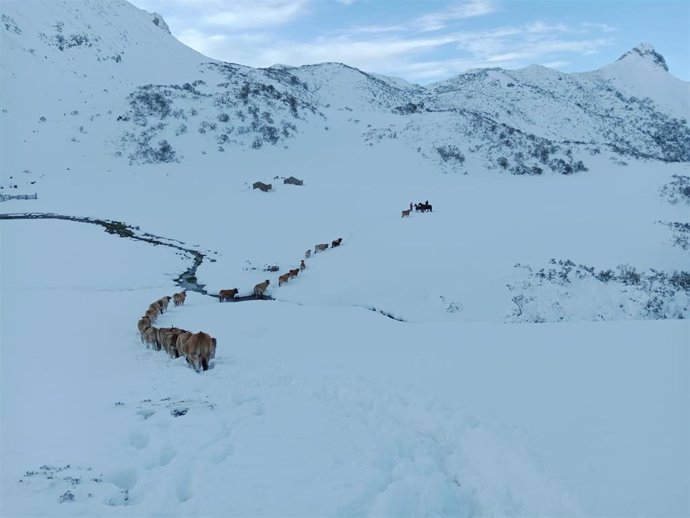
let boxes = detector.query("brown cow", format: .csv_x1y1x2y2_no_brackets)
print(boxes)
173,291,187,306
300,260,306,272
157,327,177,351
331,237,343,247
254,280,270,298
185,331,215,371
143,326,159,349
402,209,411,218
314,243,328,253
219,288,239,302
176,331,193,357
144,308,158,323
278,273,290,286
158,327,186,357
157,296,171,313
168,327,188,358
138,316,152,334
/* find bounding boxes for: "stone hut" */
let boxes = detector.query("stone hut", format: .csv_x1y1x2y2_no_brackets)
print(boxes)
283,176,303,186
253,181,272,192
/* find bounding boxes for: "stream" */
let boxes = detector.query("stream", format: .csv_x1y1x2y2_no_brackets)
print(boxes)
0,212,217,297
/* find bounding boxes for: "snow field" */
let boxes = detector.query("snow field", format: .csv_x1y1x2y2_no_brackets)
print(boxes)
2,220,688,516
3,122,688,325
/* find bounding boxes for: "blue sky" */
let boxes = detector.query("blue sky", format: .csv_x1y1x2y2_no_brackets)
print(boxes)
129,0,690,83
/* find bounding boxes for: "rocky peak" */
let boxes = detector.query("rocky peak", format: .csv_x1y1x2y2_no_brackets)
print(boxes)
150,12,170,34
616,43,669,72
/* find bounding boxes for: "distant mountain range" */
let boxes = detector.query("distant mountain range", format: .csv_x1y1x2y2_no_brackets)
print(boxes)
1,0,688,180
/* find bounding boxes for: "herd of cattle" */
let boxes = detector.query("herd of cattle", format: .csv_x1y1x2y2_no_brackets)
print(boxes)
136,290,217,372
135,237,344,372
402,201,433,218
218,237,343,301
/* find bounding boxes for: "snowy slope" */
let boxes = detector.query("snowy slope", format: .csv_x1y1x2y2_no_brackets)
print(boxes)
1,0,689,516
598,42,690,116
2,221,688,517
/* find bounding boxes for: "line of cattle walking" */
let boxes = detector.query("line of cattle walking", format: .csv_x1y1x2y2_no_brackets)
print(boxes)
136,290,217,372
218,237,343,302
135,237,344,372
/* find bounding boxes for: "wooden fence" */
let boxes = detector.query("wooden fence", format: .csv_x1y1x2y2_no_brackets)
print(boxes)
0,193,37,202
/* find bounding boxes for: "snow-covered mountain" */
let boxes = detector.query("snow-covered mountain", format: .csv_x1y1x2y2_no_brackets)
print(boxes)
1,0,688,180
1,1,689,517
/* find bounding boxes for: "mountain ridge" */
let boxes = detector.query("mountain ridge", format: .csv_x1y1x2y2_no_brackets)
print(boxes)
1,0,688,185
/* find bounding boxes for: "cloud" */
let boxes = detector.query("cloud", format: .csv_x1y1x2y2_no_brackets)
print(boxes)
413,0,497,32
201,0,309,29
342,0,496,35
450,22,614,64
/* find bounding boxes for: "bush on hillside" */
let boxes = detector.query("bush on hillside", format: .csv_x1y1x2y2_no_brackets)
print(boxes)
660,175,690,205
436,145,465,164
507,259,690,322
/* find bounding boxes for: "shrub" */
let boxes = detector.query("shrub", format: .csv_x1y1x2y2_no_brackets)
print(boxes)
660,175,690,205
436,145,465,164
1,14,21,34
508,259,689,322
152,140,176,162
393,102,424,115
618,264,641,285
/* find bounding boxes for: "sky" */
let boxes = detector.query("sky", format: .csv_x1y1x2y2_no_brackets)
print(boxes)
130,0,689,84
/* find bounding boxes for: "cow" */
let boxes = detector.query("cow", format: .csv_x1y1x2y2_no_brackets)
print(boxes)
173,290,187,306
185,331,216,371
157,296,171,313
331,237,343,247
176,331,192,357
402,209,411,218
155,327,171,352
278,273,290,286
314,243,329,253
168,328,188,358
219,288,239,302
138,316,152,334
289,268,299,279
144,307,158,323
305,249,311,259
158,327,186,357
254,280,270,298
300,260,306,272
143,326,159,349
